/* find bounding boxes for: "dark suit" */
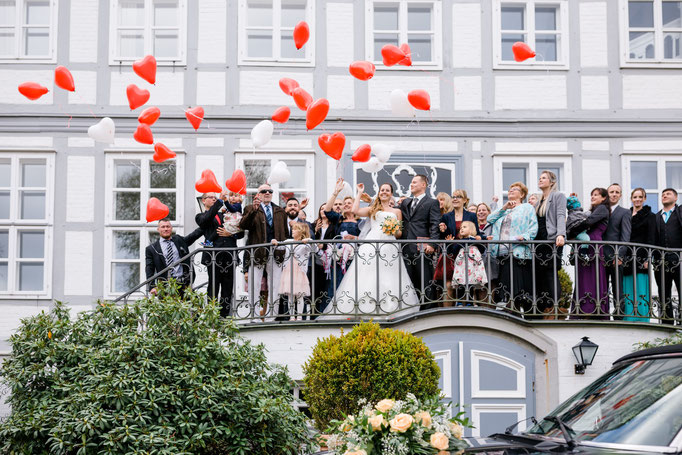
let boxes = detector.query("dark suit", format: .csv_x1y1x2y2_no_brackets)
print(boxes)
604,205,632,316
145,228,203,292
399,194,441,309
654,205,682,324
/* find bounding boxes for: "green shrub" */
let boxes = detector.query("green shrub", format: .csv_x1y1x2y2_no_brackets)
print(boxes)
633,331,682,351
303,322,440,430
558,268,573,307
0,282,309,455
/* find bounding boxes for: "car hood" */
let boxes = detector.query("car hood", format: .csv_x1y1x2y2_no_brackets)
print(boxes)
464,434,671,454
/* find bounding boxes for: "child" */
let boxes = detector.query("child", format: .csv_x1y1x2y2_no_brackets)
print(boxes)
452,221,488,304
277,222,317,320
200,192,242,247
566,194,590,242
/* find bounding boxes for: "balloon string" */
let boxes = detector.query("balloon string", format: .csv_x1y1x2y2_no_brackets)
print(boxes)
183,108,209,129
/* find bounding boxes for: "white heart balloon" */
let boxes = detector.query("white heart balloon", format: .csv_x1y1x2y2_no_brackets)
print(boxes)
268,160,290,184
87,117,115,144
389,89,415,117
337,181,353,199
360,157,384,174
373,143,393,163
251,120,274,148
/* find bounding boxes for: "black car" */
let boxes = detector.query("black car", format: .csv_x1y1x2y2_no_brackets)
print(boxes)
465,344,682,454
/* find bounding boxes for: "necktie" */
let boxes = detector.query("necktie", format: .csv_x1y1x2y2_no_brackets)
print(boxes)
164,240,177,275
410,197,418,216
265,204,273,225
664,211,671,223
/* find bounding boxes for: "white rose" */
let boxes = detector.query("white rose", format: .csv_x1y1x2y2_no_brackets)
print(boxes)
389,413,414,433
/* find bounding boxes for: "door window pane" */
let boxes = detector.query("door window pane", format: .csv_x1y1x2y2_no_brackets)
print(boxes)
501,33,525,60
535,6,557,30
247,31,272,58
244,160,270,188
21,162,45,187
150,162,175,189
19,262,43,291
0,231,8,258
0,191,9,219
408,5,432,31
281,0,306,28
501,6,525,30
113,231,140,259
631,161,658,188
281,32,298,58
153,0,177,26
119,0,145,26
375,4,399,30
115,192,140,220
647,194,659,212
0,31,14,55
25,0,49,25
0,1,15,26
0,263,7,291
664,33,682,59
665,162,682,188
118,30,144,57
630,32,655,58
535,34,557,61
116,162,141,188
0,161,10,186
24,27,49,55
150,192,176,220
19,231,44,258
503,166,527,189
113,263,139,292
153,30,178,58
629,1,654,27
407,33,432,61
663,2,682,27
280,161,305,189
247,0,272,27
20,191,45,219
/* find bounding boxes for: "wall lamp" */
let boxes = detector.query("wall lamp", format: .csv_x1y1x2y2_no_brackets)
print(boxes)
573,336,599,375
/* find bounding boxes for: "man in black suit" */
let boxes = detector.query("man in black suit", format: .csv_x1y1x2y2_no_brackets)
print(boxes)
654,188,681,325
284,197,314,236
604,183,632,318
399,174,441,310
145,218,203,295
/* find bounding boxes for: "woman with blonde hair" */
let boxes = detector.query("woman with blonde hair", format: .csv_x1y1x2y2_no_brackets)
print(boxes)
436,192,453,216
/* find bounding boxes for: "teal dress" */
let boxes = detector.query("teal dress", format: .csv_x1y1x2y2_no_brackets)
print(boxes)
622,206,656,321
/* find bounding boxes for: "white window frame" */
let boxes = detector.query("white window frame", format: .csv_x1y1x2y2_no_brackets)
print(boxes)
492,0,569,70
493,154,572,201
0,152,54,299
0,0,58,63
104,152,184,298
620,0,682,67
365,0,443,70
623,153,682,210
108,0,187,66
237,0,315,67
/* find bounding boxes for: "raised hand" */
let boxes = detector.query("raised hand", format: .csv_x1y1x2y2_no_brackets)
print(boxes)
356,183,364,194
439,222,447,233
334,178,344,195
300,197,309,209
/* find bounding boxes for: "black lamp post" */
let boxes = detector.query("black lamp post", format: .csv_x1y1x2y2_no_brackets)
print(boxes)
573,336,599,374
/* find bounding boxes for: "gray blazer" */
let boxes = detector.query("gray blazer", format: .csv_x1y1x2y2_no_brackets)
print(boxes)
604,205,632,260
539,191,567,240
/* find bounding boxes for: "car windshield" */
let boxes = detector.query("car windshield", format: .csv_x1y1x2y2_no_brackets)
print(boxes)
527,357,682,448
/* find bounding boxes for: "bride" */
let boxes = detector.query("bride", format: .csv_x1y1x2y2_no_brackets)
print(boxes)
321,181,420,319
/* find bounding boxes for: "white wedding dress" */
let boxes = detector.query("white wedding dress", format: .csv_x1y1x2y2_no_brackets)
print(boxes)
321,211,420,319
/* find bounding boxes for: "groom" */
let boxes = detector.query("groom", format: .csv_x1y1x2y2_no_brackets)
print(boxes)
399,174,441,310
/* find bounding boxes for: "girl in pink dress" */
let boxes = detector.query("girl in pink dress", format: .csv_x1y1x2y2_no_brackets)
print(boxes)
278,223,316,320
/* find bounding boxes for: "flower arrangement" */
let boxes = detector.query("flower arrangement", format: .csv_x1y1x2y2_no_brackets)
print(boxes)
324,394,470,455
380,217,403,236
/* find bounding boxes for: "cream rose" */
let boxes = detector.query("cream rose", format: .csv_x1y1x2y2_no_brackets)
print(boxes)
368,414,386,431
449,421,464,439
430,432,450,451
343,450,367,455
375,399,395,413
389,413,414,433
414,410,432,428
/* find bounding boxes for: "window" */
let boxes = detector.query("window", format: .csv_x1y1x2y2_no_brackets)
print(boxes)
623,0,682,64
493,0,569,68
109,0,186,64
494,156,571,201
0,0,57,61
0,154,53,297
625,157,682,212
366,0,443,68
105,154,183,296
238,0,314,65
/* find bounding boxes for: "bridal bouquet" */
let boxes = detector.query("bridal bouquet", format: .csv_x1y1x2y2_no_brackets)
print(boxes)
380,217,403,236
324,394,470,455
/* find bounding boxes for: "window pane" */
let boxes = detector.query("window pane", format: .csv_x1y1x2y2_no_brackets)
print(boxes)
629,1,654,27
501,33,525,61
281,32,298,58
21,162,45,187
629,31,655,59
113,231,139,259
280,160,305,189
0,1,15,26
663,1,682,27
24,27,48,56
0,30,14,55
119,0,145,27
244,160,270,189
247,31,272,58
539,165,562,189
115,192,140,220
0,263,7,291
150,162,175,189
112,263,139,293
648,194,659,212
666,162,682,188
0,191,8,219
664,33,682,59
407,33,432,62
535,6,557,31
374,4,399,30
501,6,524,30
19,263,43,291
20,191,44,219
153,30,178,58
374,33,399,59
153,0,177,26
503,166,527,189
19,231,43,258
0,231,8,258
278,191,306,207
536,34,557,61
247,0,272,27
408,5,432,31
0,161,10,186
118,30,144,58
148,230,160,245
281,0,306,28
150,192,176,220
25,0,49,25
116,162,141,188
631,161,658,188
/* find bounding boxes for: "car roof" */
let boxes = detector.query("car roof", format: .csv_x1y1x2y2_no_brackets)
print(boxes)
614,343,682,365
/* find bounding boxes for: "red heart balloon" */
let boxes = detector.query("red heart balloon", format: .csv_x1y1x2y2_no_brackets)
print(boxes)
293,21,310,50
133,124,154,144
381,44,406,66
18,82,49,100
349,61,376,81
272,106,291,124
306,98,330,130
351,144,372,162
133,55,157,84
138,106,161,125
126,84,150,110
292,87,313,111
225,169,247,194
185,106,204,130
153,143,176,163
512,42,536,62
279,78,299,96
54,66,75,91
399,43,412,66
407,89,431,111
318,132,346,161
146,197,169,222
195,169,222,193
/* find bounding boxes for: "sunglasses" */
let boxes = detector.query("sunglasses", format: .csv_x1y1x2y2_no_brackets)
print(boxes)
259,189,274,194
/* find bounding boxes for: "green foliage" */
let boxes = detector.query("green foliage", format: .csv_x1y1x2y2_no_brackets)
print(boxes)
558,268,573,307
0,282,309,455
303,322,440,430
633,331,682,351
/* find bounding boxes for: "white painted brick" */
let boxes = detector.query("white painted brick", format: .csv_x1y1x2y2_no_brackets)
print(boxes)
66,156,95,222
109,72,184,106
153,137,183,148
326,3,354,67
454,76,482,110
453,3,481,68
111,138,153,149
197,137,224,147
495,75,567,110
579,2,608,68
327,75,354,109
368,75,441,110
582,159,610,202
581,75,609,110
623,75,682,109
496,141,568,152
68,71,97,105
68,137,95,147
64,231,93,295
240,71,314,105
238,138,313,150
349,140,457,152
624,140,682,151
196,154,225,185
69,0,98,62
472,141,481,152
0,70,53,104
196,72,226,105
198,0,227,63
0,306,44,351
0,136,53,148
582,141,609,151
